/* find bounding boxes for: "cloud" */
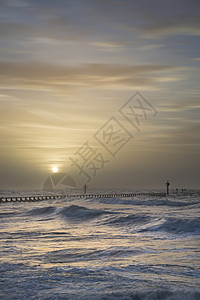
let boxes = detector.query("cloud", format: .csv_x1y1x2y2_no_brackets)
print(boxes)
0,61,184,91
139,19,200,38
192,58,200,61
91,40,133,52
0,0,199,189
0,0,29,7
159,98,200,112
137,44,165,50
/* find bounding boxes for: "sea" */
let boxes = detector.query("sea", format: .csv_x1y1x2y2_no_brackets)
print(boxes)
0,190,200,300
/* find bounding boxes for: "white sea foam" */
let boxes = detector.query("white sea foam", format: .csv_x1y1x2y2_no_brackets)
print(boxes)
0,190,199,299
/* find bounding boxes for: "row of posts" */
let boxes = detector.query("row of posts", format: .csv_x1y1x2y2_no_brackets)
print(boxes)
85,182,172,196
84,182,186,196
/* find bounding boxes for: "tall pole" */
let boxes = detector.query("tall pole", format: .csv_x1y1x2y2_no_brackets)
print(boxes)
166,180,170,196
84,184,87,195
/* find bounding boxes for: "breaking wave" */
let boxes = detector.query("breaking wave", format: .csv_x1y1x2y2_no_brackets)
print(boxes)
156,217,200,234
26,206,56,216
103,213,200,235
24,204,112,222
59,205,111,220
104,213,151,226
1,190,200,300
24,203,200,235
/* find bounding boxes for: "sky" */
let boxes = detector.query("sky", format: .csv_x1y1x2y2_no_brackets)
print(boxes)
0,0,200,191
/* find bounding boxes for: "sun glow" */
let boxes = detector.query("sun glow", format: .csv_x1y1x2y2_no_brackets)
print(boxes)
52,166,59,173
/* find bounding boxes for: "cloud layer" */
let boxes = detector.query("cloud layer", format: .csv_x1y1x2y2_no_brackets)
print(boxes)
0,0,200,189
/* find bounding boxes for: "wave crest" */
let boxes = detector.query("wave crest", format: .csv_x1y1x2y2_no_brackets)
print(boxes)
105,213,151,226
60,205,109,220
26,206,56,216
159,217,200,234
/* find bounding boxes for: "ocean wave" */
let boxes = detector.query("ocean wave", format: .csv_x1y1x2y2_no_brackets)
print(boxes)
98,197,199,207
59,205,111,220
88,290,200,300
159,217,200,234
104,213,151,226
0,212,17,218
24,204,113,222
144,217,200,234
1,262,200,299
104,212,200,235
44,246,140,264
26,206,56,216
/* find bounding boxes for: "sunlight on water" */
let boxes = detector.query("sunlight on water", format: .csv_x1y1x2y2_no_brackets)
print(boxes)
0,192,200,299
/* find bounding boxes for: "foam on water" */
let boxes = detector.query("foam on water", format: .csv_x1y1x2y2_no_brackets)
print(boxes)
98,196,200,207
152,217,200,234
0,190,200,299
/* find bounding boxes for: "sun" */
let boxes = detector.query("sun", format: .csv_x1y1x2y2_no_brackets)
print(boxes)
52,166,59,173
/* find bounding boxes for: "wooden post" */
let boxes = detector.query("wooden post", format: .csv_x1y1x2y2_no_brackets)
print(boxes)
166,180,170,196
84,184,87,195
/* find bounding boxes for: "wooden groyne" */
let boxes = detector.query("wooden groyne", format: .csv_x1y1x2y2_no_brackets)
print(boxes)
0,195,63,203
75,192,166,199
0,192,166,204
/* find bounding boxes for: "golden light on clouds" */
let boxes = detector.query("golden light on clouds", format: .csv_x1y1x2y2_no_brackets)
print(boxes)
0,0,199,189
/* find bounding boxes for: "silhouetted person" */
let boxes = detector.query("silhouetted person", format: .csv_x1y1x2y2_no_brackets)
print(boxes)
166,180,170,196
